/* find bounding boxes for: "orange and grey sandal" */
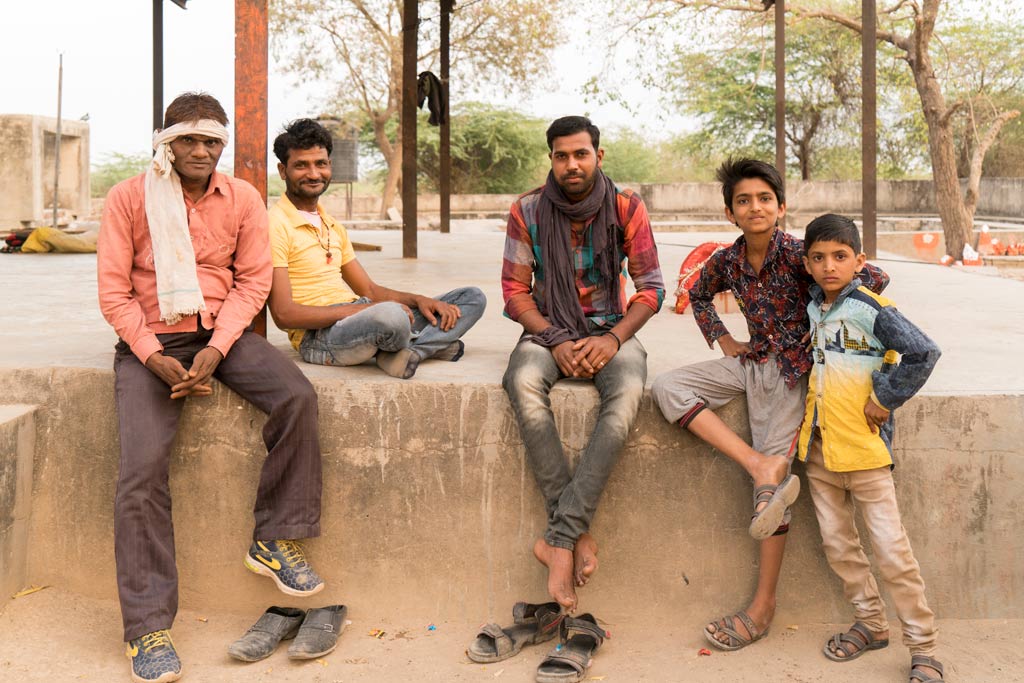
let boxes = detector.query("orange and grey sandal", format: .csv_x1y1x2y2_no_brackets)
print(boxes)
909,654,945,682
822,621,889,662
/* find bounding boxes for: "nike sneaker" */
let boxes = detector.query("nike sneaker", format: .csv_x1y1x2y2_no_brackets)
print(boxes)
126,629,181,683
244,539,324,597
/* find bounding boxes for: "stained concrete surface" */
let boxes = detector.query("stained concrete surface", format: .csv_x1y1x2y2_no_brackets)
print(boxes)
1,224,1023,394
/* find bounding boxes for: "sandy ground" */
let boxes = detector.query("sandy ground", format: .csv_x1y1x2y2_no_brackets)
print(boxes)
0,588,1019,682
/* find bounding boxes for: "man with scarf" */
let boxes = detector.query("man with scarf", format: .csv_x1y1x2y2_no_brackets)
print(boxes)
501,116,665,612
98,92,324,683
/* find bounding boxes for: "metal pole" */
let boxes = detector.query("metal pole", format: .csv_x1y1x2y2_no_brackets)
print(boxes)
234,0,268,201
53,52,63,231
862,0,878,259
153,0,163,131
235,0,269,336
439,0,451,235
401,0,418,258
774,0,786,185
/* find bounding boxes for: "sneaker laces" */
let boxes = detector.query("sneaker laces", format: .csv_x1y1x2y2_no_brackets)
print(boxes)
276,540,308,569
141,630,173,653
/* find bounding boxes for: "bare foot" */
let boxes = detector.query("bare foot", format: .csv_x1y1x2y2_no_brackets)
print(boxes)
705,601,775,649
573,533,598,587
533,538,577,612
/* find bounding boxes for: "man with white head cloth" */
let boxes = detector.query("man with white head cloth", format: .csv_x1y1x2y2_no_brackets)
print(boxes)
98,92,325,683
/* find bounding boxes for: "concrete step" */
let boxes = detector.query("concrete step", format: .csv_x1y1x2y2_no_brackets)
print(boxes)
0,404,35,604
0,588,1016,682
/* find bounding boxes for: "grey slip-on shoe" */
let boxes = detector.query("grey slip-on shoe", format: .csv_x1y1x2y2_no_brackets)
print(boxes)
288,605,348,659
227,606,305,662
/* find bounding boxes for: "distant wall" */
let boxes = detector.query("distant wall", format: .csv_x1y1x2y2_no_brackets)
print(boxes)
0,115,90,225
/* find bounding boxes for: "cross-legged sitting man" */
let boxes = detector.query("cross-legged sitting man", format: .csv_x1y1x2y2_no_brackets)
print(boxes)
98,92,324,683
501,115,665,611
267,118,485,378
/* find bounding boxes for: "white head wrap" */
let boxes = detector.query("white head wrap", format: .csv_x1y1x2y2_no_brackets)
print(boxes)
144,120,230,325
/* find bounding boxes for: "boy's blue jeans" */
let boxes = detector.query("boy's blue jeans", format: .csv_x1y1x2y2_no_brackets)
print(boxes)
299,286,486,366
502,336,647,550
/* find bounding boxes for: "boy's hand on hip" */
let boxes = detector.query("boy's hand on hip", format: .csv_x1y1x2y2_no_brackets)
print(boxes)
864,398,890,434
718,334,750,358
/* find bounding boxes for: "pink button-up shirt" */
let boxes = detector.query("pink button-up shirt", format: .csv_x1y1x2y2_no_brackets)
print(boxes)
97,171,271,363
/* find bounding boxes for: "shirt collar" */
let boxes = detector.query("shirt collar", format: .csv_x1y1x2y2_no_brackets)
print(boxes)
275,194,336,231
810,276,863,306
728,226,784,267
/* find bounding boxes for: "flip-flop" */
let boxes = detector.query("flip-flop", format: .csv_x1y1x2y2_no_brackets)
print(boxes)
909,654,945,682
467,602,563,663
535,613,608,683
704,610,768,651
749,473,800,540
822,621,889,662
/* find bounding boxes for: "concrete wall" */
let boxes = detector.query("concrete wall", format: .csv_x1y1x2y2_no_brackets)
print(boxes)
0,405,36,605
0,367,1020,624
0,115,90,226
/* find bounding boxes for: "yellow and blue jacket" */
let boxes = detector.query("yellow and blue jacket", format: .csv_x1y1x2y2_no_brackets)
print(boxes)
797,280,941,472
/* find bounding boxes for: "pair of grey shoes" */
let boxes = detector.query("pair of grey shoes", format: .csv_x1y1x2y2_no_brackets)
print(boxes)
228,605,347,662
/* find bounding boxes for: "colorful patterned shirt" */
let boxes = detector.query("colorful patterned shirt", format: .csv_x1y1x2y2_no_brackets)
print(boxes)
689,229,889,388
502,186,665,328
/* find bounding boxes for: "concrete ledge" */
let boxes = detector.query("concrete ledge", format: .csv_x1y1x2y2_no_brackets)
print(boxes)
0,367,1020,625
0,404,36,606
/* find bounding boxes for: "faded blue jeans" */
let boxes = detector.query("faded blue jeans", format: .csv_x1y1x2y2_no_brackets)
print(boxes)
502,335,647,550
299,286,486,366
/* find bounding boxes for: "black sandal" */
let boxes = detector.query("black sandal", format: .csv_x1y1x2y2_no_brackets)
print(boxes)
909,654,945,682
467,601,563,663
535,613,607,683
822,621,889,662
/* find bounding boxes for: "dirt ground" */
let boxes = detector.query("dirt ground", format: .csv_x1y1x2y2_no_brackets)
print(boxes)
0,588,1018,682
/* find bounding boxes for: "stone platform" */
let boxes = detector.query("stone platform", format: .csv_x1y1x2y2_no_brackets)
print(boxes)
0,226,1022,680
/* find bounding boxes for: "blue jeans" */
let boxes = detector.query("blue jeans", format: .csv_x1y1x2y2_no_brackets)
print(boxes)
299,286,486,366
502,335,647,550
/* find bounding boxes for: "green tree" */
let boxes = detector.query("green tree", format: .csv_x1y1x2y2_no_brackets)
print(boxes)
625,0,1022,257
91,152,149,198
600,130,662,183
416,104,548,194
270,0,561,216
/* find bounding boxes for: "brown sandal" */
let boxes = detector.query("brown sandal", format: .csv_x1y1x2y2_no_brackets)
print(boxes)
703,610,768,651
822,621,889,662
909,654,945,682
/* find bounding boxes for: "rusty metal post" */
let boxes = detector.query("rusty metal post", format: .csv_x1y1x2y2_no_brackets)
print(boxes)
153,0,163,132
235,0,269,334
439,0,451,234
862,0,878,259
774,0,786,186
401,0,418,258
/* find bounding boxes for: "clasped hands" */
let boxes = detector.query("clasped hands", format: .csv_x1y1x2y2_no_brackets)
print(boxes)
553,334,619,378
145,346,223,399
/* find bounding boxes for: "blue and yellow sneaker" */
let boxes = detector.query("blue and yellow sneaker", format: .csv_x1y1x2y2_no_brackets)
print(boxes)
244,539,325,597
126,629,181,683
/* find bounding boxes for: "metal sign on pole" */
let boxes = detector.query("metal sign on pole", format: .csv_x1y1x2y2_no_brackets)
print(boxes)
53,52,63,231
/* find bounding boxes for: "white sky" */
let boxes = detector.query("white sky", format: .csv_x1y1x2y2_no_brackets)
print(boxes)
1,1,674,167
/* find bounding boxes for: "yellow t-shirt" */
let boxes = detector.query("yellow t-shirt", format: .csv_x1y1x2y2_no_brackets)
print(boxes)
268,195,358,349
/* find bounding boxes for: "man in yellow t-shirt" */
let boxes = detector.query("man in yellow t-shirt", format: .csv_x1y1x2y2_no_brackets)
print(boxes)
267,119,486,379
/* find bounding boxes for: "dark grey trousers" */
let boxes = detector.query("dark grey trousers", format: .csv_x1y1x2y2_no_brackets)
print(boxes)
113,328,322,642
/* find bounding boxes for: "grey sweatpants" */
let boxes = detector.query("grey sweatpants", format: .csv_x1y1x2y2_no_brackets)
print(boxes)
651,355,808,526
